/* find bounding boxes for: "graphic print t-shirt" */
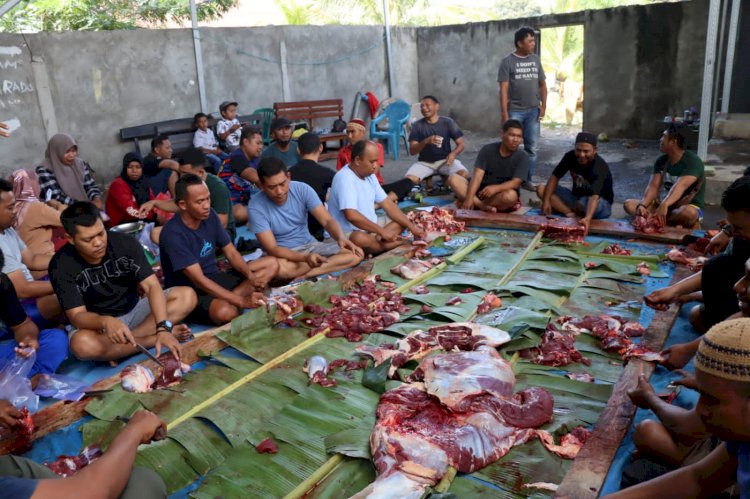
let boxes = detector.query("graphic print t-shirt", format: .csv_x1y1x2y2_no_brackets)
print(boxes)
49,231,153,316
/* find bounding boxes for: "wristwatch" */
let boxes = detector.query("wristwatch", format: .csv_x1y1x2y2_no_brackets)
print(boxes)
156,320,173,333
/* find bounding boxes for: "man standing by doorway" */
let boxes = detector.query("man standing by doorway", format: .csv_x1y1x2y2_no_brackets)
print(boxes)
498,26,547,191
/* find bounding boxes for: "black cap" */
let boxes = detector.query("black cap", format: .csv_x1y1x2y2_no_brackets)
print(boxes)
270,117,293,131
575,131,598,147
219,101,238,113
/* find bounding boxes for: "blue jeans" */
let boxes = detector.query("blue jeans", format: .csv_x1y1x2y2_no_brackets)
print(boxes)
0,327,69,377
509,107,540,182
206,152,229,173
554,186,612,219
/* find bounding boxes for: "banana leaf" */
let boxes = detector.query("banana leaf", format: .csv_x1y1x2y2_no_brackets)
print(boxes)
475,305,551,330
324,418,375,459
307,458,377,498
371,255,410,284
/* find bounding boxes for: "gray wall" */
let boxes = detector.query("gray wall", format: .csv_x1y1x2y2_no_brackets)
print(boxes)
729,1,749,113
0,1,710,184
416,0,708,138
0,25,419,184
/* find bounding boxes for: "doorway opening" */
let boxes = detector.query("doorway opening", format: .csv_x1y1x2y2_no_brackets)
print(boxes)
540,24,584,129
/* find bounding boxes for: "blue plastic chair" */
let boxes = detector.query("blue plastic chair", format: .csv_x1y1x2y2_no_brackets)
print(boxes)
370,99,410,160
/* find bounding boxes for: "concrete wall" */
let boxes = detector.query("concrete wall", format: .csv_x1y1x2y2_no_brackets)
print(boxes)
729,2,749,113
0,1,709,184
0,26,419,184
416,0,708,138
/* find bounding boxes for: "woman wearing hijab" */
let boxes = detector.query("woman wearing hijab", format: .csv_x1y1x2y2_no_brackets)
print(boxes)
11,169,63,276
36,133,103,210
105,153,157,227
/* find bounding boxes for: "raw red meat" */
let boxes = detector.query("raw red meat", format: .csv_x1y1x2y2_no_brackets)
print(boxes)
357,323,511,377
566,372,595,383
302,281,409,342
535,426,590,459
557,315,662,363
632,214,665,234
602,243,632,256
256,437,279,454
541,219,586,243
153,354,191,389
329,358,368,372
45,446,103,477
411,285,429,295
584,262,598,269
355,348,554,498
666,247,707,271
13,406,34,452
522,324,590,367
407,207,466,236
476,293,502,315
304,355,337,387
420,304,433,314
445,296,462,306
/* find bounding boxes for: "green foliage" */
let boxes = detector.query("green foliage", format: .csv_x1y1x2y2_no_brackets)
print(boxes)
0,0,238,32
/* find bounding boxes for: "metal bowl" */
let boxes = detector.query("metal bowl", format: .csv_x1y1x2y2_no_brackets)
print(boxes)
110,221,145,235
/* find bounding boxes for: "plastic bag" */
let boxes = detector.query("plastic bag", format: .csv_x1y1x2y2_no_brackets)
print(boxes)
0,348,39,412
34,374,91,402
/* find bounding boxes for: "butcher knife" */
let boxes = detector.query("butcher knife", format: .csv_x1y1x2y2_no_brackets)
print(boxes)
134,342,165,367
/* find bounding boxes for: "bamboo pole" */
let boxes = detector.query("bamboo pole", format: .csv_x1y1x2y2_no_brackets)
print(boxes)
167,333,326,430
282,454,344,499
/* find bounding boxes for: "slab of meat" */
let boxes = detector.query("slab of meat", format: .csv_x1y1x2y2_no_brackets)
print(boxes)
541,219,586,243
301,281,409,342
353,349,554,498
521,324,590,367
356,323,511,376
120,355,191,393
534,426,590,459
44,446,102,477
256,437,279,454
120,364,155,393
153,354,191,389
407,207,466,236
602,243,632,256
636,262,651,275
557,315,661,362
632,214,664,234
411,285,429,295
391,259,433,280
666,247,707,271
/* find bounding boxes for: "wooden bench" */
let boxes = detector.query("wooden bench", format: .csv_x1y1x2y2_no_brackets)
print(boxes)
273,99,346,160
119,114,262,160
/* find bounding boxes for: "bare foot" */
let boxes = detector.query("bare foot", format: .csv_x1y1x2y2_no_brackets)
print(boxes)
481,205,497,213
564,212,576,218
173,323,193,342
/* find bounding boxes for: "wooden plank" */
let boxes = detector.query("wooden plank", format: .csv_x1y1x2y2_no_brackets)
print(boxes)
453,208,693,244
555,265,693,498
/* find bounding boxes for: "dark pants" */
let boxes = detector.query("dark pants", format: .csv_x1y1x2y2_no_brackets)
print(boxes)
0,454,166,499
383,178,415,202
189,269,246,325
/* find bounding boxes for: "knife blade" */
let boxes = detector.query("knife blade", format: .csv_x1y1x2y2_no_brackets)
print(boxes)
134,342,164,367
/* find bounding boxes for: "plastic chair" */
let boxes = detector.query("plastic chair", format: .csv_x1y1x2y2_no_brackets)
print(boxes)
252,107,275,145
370,99,410,160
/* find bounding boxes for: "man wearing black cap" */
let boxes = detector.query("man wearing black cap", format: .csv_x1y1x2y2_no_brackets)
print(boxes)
260,117,299,167
536,132,613,234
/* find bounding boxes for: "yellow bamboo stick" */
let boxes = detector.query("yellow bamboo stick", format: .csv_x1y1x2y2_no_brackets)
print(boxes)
434,466,458,493
283,454,344,499
167,333,326,430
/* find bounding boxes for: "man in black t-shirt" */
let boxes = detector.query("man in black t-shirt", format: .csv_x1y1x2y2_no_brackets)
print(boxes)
143,134,181,194
448,119,529,212
289,133,336,240
49,202,196,361
537,132,614,234
0,252,68,377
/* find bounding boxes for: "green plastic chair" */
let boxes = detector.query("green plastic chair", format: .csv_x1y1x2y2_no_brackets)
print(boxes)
253,107,275,145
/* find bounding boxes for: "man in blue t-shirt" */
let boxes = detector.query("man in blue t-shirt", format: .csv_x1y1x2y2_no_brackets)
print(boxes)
330,141,426,255
0,409,167,499
249,157,363,280
159,174,279,325
405,95,470,186
610,318,750,499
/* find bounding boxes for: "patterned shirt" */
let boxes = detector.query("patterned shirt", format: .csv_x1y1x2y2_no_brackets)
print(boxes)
36,163,102,206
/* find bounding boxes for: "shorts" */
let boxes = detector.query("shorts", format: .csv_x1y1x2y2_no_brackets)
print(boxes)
554,186,612,219
406,159,468,181
292,239,342,257
189,269,247,325
67,288,174,339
